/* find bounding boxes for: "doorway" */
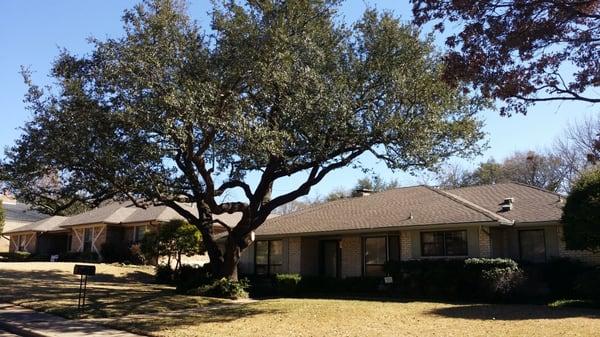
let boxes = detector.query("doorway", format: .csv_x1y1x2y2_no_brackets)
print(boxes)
319,240,340,278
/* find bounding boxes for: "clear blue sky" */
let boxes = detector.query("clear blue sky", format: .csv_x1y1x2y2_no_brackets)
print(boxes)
1,1,598,201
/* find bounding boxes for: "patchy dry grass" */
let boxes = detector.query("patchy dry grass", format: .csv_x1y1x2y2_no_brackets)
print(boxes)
1,262,600,337
0,262,218,318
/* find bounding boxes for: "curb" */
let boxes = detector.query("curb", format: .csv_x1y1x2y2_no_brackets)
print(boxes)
0,319,48,337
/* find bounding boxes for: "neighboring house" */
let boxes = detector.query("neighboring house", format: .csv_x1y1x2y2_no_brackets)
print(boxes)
238,183,600,278
0,195,50,253
2,201,241,261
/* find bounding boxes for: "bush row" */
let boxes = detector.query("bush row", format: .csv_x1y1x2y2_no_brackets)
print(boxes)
156,257,600,302
244,258,600,302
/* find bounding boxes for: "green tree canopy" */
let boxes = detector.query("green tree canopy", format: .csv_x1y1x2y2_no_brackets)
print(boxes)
2,0,484,279
141,219,202,271
562,168,600,252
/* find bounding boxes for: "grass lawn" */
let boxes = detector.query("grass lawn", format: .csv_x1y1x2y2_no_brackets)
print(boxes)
1,262,600,337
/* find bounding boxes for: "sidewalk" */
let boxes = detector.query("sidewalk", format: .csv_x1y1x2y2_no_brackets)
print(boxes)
0,304,143,337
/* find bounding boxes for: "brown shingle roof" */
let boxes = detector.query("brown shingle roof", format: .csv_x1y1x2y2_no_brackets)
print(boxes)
446,182,564,223
256,185,499,236
2,216,69,235
58,201,242,228
256,183,563,236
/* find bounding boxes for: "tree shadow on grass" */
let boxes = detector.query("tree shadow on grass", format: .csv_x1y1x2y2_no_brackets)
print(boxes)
102,302,282,334
0,269,212,317
427,303,600,321
0,267,281,334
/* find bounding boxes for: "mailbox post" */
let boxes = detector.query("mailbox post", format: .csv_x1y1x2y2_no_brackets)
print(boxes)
73,264,96,314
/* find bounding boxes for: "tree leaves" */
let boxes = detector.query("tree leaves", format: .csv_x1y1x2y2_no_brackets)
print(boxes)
2,0,485,276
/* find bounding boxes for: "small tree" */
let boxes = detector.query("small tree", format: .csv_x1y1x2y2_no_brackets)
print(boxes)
562,169,600,252
142,219,202,271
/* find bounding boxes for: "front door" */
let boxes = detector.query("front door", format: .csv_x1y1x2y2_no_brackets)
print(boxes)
320,240,340,278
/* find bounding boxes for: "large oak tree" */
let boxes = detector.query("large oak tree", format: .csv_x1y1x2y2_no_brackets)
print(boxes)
2,0,484,279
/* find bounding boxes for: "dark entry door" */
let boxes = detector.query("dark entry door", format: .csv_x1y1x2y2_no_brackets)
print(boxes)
320,240,340,278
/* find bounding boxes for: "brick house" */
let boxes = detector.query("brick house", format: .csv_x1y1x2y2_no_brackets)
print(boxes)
238,183,600,278
0,195,49,253
3,201,240,261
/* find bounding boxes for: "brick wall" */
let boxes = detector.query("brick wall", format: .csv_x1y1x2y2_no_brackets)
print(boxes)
479,226,491,258
557,226,600,265
288,237,301,274
341,236,361,277
400,230,412,261
8,233,37,253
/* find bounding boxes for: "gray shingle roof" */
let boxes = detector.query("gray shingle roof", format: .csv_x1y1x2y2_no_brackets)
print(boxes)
60,202,138,227
256,183,563,236
256,185,500,236
58,201,242,228
446,182,564,223
2,216,69,235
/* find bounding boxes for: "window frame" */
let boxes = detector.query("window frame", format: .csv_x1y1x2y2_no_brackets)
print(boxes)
83,227,93,253
362,235,400,277
17,234,27,251
132,225,148,243
420,230,468,257
518,229,547,263
254,239,283,275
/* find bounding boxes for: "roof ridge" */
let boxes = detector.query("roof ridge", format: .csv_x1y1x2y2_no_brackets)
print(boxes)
446,181,564,197
425,186,514,225
270,185,422,220
509,181,565,197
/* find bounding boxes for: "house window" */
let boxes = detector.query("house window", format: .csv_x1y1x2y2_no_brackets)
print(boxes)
519,229,546,263
363,235,400,277
421,230,467,257
83,228,93,253
133,225,148,243
254,240,283,275
17,234,27,251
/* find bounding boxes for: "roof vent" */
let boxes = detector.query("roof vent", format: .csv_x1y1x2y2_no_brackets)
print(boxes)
354,189,373,197
500,197,514,212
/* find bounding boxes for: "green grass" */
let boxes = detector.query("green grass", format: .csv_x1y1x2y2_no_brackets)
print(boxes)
549,299,600,309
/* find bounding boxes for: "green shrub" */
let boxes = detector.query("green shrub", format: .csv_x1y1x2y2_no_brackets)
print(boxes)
128,244,146,265
0,251,32,261
574,266,600,301
155,264,175,284
188,278,249,299
14,251,32,260
464,258,524,300
543,257,588,298
176,264,213,292
384,259,466,299
274,273,302,295
383,258,523,301
100,242,130,263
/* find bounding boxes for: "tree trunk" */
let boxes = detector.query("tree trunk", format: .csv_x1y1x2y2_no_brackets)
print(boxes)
220,235,241,281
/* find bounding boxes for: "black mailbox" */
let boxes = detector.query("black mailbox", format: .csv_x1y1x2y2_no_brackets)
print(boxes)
74,264,96,276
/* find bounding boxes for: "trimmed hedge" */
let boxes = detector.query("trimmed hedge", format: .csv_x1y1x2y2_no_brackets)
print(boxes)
0,251,32,261
274,273,302,295
574,266,600,301
175,264,213,292
188,277,249,299
384,258,524,301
